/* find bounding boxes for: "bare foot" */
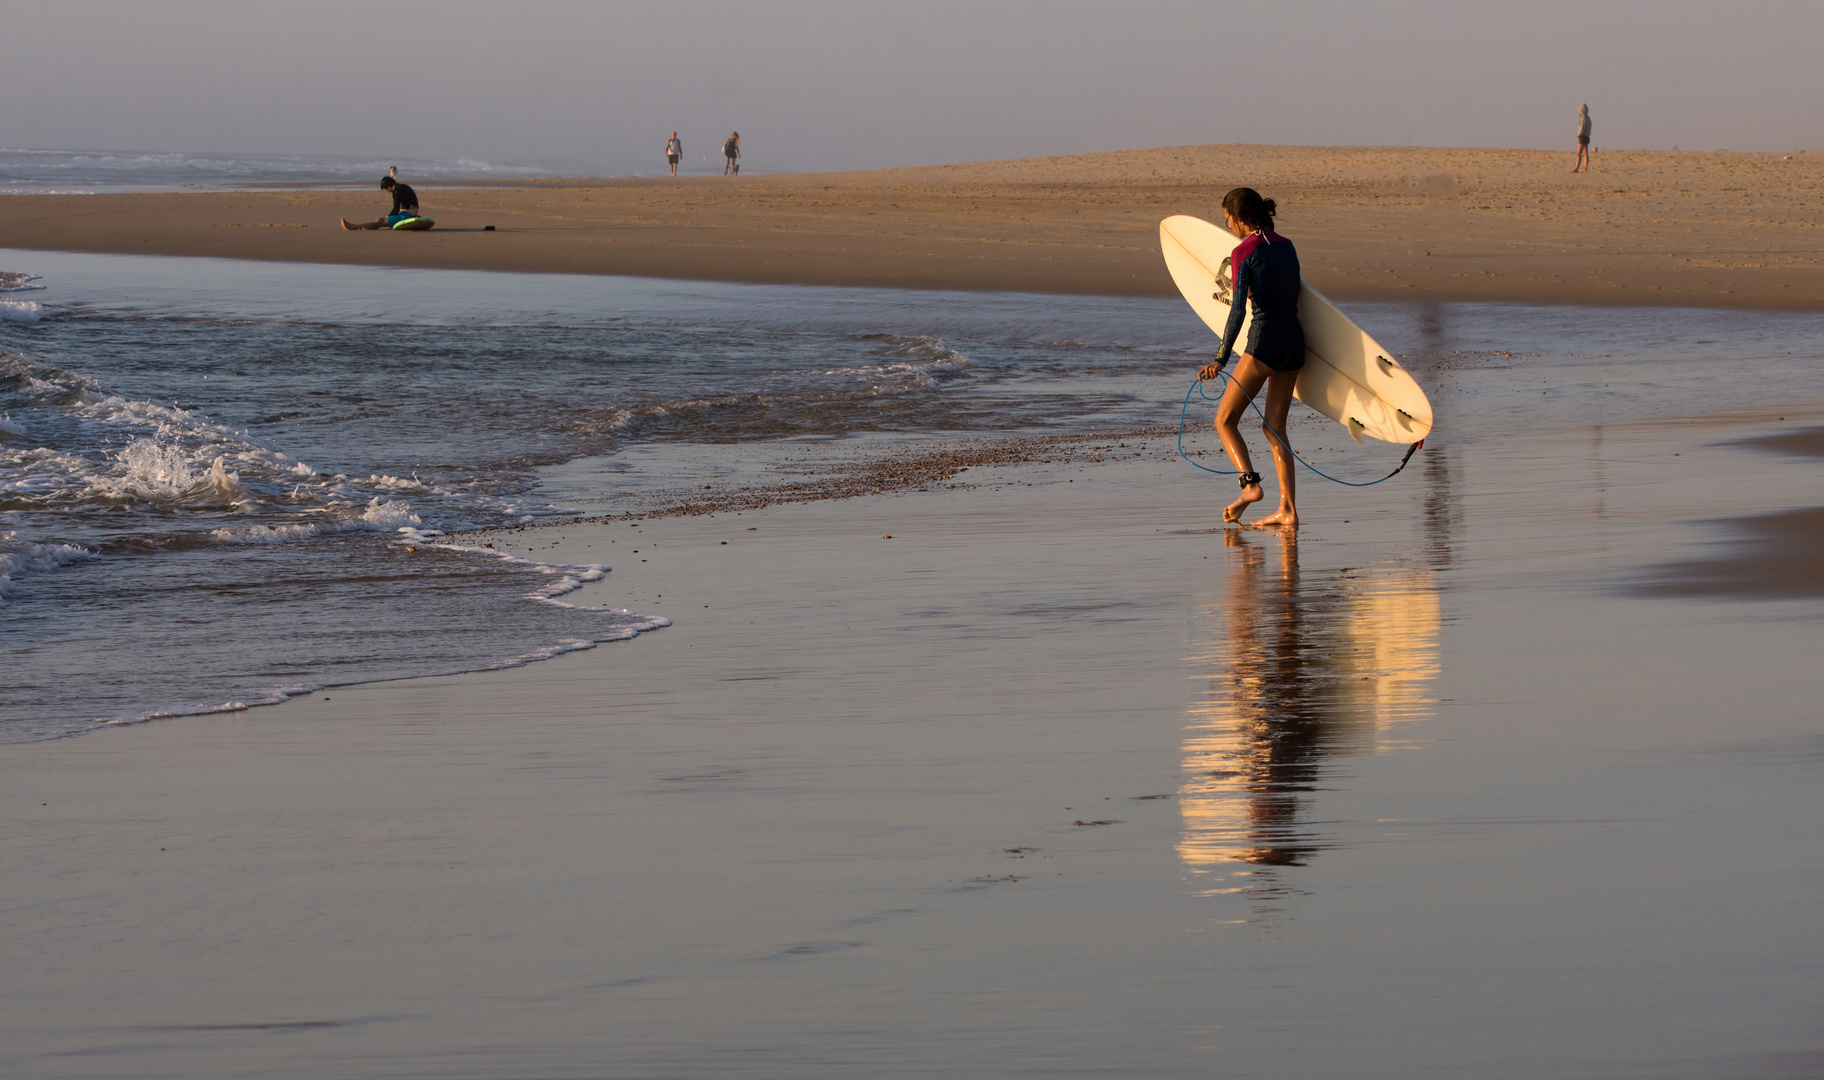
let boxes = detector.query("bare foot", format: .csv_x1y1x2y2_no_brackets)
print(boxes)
1253,506,1299,528
340,218,354,230
1223,482,1264,523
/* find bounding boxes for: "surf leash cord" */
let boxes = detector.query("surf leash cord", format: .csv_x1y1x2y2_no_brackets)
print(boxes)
1176,372,1424,488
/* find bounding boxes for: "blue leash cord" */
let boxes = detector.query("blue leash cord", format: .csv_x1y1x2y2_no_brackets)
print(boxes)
1176,371,1424,488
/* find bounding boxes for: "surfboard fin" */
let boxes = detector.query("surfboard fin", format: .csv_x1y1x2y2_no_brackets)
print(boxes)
1346,417,1367,443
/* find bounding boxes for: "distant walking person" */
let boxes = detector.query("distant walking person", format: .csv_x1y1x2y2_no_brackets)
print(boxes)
723,132,740,175
665,132,682,178
1574,104,1592,172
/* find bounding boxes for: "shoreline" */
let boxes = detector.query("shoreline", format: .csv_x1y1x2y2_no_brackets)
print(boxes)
4,143,1824,309
18,410,1822,746
6,242,1824,1068
3,429,1175,744
6,403,1823,1074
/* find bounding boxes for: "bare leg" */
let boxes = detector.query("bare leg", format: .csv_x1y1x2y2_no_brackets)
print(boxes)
341,218,387,230
1214,354,1271,523
1252,368,1300,528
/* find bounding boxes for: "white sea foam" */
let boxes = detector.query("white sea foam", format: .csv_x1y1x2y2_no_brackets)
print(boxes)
0,362,329,510
0,530,93,605
209,522,325,544
360,498,422,528
486,637,599,669
0,355,381,519
0,446,94,499
116,439,204,494
402,535,671,624
111,441,251,505
209,497,420,543
101,684,324,731
0,300,42,323
804,336,975,396
485,615,671,668
525,563,610,607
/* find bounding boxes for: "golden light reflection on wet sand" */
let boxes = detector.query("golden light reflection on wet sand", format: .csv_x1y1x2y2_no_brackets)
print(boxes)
1178,529,1441,878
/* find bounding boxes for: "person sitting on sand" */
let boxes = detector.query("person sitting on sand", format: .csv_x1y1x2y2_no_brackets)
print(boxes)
1197,187,1306,528
723,132,740,175
341,176,421,230
1574,104,1593,172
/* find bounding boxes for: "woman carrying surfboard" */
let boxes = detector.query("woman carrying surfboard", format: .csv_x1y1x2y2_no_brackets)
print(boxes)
1197,188,1304,527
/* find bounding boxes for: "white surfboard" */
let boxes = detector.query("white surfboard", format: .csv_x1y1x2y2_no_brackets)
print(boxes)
1159,215,1432,444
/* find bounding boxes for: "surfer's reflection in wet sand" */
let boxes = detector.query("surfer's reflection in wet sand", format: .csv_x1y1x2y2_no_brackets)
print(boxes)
1178,529,1441,906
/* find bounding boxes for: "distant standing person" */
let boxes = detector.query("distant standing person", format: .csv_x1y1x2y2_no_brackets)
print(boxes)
723,132,740,175
1574,104,1592,172
341,175,420,230
665,132,682,178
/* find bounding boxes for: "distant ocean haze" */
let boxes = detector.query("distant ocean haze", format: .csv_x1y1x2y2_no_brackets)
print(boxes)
0,148,735,194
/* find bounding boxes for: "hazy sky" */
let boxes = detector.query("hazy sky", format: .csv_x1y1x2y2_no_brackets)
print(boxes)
4,0,1821,172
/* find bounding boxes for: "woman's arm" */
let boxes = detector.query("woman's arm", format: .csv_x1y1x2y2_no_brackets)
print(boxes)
1214,256,1254,364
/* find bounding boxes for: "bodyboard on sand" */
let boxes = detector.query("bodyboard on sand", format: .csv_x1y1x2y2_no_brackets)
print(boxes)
1159,214,1432,444
391,217,435,231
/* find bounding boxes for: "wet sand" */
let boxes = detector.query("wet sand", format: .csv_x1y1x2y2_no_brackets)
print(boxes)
1636,425,1824,598
5,235,1824,1074
6,144,1824,307
4,384,1823,1076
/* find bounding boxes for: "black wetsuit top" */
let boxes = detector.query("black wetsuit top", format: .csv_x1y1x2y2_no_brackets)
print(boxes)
1214,229,1305,372
390,183,419,214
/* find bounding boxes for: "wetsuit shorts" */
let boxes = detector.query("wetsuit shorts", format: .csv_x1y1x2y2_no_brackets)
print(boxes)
1246,321,1307,373
386,211,420,226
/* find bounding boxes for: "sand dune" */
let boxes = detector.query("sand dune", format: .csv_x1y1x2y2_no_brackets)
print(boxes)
4,143,1823,308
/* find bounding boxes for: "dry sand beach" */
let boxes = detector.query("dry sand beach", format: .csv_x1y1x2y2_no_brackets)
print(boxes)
5,144,1824,308
3,146,1824,1077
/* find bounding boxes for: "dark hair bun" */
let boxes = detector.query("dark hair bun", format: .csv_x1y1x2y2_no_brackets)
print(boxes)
1221,187,1278,231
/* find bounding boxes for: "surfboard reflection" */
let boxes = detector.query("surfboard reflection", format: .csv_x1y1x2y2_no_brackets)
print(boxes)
1177,530,1441,874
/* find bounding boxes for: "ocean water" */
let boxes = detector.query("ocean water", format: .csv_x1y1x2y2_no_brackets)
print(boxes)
0,148,718,194
0,250,1218,740
6,247,1824,742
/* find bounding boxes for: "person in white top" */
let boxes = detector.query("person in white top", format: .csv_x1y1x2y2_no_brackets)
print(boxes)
1574,105,1592,173
665,132,682,178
